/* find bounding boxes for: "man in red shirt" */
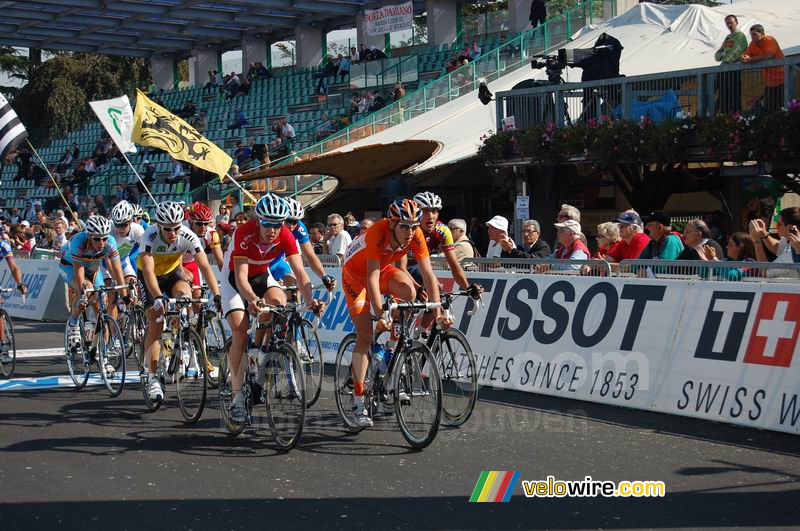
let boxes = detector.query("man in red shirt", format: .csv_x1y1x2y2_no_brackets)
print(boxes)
741,24,785,113
605,211,650,264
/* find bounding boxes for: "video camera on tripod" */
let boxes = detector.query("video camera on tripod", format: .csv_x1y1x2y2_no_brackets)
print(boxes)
531,47,598,85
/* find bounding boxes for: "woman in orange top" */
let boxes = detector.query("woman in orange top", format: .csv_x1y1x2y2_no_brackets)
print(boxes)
340,199,447,428
741,24,785,113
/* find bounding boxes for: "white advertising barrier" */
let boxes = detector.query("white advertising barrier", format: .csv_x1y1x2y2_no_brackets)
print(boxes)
306,268,800,435
364,1,413,36
0,258,68,321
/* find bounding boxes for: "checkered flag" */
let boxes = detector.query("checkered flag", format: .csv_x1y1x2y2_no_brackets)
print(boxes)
0,93,28,159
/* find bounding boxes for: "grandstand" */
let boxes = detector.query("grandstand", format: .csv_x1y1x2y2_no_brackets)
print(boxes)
5,29,570,209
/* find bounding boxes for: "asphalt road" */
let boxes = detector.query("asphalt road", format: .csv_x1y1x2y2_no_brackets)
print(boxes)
0,320,798,530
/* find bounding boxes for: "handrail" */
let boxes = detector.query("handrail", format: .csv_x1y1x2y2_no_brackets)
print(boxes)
273,0,604,168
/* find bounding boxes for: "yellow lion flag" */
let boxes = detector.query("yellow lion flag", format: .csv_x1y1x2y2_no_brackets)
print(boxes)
131,89,232,180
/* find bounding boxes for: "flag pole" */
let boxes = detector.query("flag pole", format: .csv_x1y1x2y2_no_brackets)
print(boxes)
25,139,81,225
224,173,258,203
118,151,156,204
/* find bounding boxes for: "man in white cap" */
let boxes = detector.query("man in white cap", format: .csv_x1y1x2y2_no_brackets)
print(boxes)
548,219,590,270
485,215,509,258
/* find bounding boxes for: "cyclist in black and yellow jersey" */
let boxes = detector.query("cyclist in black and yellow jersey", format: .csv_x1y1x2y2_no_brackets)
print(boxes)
137,201,221,403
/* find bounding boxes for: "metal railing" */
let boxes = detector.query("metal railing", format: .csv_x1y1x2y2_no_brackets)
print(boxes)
349,55,419,89
616,259,800,283
496,57,800,130
274,0,604,168
431,256,612,277
424,257,800,283
304,253,342,269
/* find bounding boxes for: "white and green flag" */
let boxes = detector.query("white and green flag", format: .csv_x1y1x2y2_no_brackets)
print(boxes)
89,95,137,153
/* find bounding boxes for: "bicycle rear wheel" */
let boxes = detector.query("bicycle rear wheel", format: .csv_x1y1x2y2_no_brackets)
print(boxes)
126,306,147,368
394,344,442,449
295,319,323,408
176,328,207,424
203,312,226,388
263,343,306,450
97,316,126,397
0,310,16,378
218,340,246,436
432,328,478,427
65,319,90,389
333,333,365,433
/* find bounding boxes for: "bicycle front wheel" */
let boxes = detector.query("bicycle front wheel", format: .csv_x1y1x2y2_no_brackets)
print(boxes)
127,306,147,369
176,328,207,424
218,340,246,436
0,309,16,378
432,328,478,427
333,333,364,433
296,319,324,408
203,313,226,388
394,344,442,449
65,319,90,389
98,316,126,397
263,343,306,450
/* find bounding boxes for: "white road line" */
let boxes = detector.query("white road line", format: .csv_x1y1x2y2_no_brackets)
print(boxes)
0,371,141,391
15,348,66,359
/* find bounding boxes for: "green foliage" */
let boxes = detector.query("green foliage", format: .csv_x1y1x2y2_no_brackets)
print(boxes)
0,46,29,99
481,105,800,167
11,53,150,145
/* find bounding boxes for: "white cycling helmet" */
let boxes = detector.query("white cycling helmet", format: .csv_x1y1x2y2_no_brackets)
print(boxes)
154,201,185,225
413,191,443,210
285,197,305,220
85,215,113,236
255,193,289,221
111,200,135,224
133,204,145,217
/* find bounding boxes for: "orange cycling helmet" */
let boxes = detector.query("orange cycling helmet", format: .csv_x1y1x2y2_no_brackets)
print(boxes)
387,199,421,223
189,202,213,222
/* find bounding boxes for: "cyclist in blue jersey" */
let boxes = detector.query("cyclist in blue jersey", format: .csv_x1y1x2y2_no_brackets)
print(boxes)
0,231,28,363
61,215,128,346
133,204,150,230
269,197,336,291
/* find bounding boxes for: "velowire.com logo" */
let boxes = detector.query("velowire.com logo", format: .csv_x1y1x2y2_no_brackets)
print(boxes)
469,471,521,502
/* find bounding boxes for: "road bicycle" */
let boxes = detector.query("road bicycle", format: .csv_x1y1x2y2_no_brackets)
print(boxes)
139,297,208,424
422,291,481,427
0,288,19,378
334,295,443,449
116,281,145,368
64,284,128,397
284,284,327,408
219,303,306,450
197,284,226,389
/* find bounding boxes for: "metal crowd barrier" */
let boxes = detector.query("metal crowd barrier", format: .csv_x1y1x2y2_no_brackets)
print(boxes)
305,253,341,269
12,249,61,260
616,259,800,283
431,256,612,277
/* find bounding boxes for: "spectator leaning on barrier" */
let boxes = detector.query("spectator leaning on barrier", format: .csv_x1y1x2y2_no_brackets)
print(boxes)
550,219,590,260
501,219,550,258
604,211,648,263
555,203,588,246
485,215,509,258
741,24,785,113
720,231,757,281
448,218,478,262
326,213,352,261
594,221,622,260
639,211,684,260
677,219,724,261
749,207,800,265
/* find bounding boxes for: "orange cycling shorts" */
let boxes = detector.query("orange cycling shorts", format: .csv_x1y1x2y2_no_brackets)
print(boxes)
342,265,408,317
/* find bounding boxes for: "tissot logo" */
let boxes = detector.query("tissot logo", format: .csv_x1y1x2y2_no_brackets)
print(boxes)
694,292,754,362
695,291,799,368
743,293,800,368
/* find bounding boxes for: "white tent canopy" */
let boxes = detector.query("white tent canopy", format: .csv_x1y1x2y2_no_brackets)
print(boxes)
334,0,800,174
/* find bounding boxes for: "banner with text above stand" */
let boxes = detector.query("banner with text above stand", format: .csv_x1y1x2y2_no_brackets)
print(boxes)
364,1,414,36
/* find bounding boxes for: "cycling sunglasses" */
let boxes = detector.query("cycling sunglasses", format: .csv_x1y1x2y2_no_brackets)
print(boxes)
114,222,130,228
91,236,108,243
192,221,211,226
160,225,181,233
397,222,420,231
259,219,283,229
